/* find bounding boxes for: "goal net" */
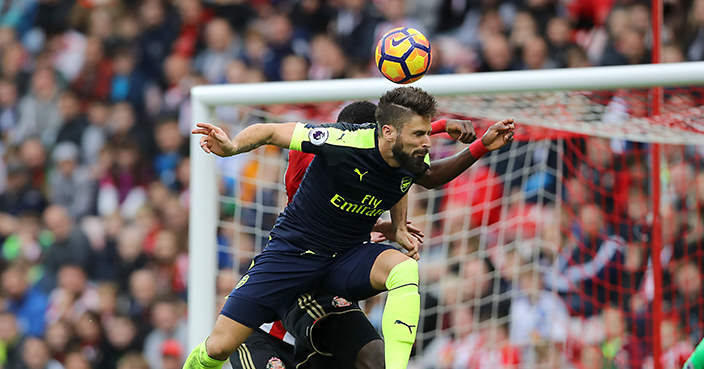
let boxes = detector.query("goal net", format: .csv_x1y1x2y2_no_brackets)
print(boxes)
188,62,704,369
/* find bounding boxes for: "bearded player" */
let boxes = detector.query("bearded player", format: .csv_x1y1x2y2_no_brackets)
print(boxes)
230,101,494,369
186,87,515,369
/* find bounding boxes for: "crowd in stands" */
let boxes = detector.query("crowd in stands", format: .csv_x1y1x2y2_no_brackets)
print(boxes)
0,0,702,368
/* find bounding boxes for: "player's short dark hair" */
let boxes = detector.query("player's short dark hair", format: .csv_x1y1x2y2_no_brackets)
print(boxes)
376,86,437,133
337,101,377,124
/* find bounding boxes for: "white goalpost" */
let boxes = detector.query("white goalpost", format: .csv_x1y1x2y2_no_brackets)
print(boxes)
188,62,704,366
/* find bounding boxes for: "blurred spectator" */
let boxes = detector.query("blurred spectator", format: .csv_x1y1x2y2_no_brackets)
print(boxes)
108,102,154,157
127,269,157,333
160,338,183,369
646,315,694,369
115,227,148,289
672,261,703,342
331,0,380,63
479,35,519,72
602,27,650,66
172,0,213,58
75,311,103,363
436,0,471,34
374,0,426,49
600,306,643,369
16,67,62,145
162,54,194,115
97,282,119,322
475,322,522,369
19,138,48,190
110,48,146,115
1,212,46,266
46,264,100,324
288,0,330,36
98,314,142,369
1,43,31,96
0,162,47,216
116,352,150,369
546,17,577,68
45,30,88,82
280,53,309,82
579,344,604,369
423,303,482,369
261,13,305,81
153,118,186,190
41,206,94,291
49,142,94,219
686,0,704,61
81,100,110,166
0,310,26,368
97,141,150,219
308,34,347,79
55,91,89,147
2,264,48,337
21,337,63,369
0,79,20,142
520,36,557,70
63,349,92,369
194,18,241,84
71,37,113,106
152,230,187,296
45,319,72,363
509,11,539,51
510,269,569,347
142,296,187,369
544,204,626,317
137,0,178,86
33,0,73,36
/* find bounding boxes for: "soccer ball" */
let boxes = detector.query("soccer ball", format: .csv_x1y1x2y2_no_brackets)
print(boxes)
375,27,432,84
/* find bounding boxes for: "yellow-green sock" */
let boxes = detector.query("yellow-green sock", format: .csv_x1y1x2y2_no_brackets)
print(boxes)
183,340,226,369
382,259,420,369
684,338,704,369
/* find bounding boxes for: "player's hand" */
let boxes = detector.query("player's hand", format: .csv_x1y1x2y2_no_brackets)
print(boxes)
372,220,424,243
191,123,236,157
481,118,515,151
395,227,421,260
445,119,477,144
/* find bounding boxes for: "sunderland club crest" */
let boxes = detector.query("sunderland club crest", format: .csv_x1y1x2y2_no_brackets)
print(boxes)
332,296,351,308
266,357,285,369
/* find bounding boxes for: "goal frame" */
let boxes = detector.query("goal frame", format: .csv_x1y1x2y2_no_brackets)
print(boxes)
188,61,704,351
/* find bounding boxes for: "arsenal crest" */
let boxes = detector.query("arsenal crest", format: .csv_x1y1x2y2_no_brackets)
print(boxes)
332,296,351,308
266,357,285,369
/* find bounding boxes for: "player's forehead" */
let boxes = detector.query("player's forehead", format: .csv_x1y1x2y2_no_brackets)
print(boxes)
402,115,431,132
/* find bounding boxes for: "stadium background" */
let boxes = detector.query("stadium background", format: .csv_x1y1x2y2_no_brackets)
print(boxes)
0,0,702,368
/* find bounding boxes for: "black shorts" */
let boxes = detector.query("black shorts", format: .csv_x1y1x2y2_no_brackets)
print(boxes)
281,292,381,369
229,329,295,369
221,235,395,328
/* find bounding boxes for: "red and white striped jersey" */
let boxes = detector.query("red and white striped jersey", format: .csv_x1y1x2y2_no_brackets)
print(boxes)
259,321,295,346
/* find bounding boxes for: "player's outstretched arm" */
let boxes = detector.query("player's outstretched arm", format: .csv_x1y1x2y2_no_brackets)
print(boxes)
431,119,477,143
192,122,297,157
415,118,515,189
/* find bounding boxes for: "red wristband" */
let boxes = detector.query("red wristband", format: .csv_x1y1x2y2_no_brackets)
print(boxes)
430,119,446,135
469,139,489,158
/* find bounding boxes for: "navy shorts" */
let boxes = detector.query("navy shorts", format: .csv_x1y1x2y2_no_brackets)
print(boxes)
221,235,396,328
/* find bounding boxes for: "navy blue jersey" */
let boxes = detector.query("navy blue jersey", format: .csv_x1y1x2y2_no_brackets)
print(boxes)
271,122,429,254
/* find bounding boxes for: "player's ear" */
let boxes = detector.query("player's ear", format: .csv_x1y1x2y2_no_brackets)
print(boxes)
382,124,396,142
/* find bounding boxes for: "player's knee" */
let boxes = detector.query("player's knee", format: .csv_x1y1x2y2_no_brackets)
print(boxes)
387,258,418,287
206,334,238,361
356,339,385,369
